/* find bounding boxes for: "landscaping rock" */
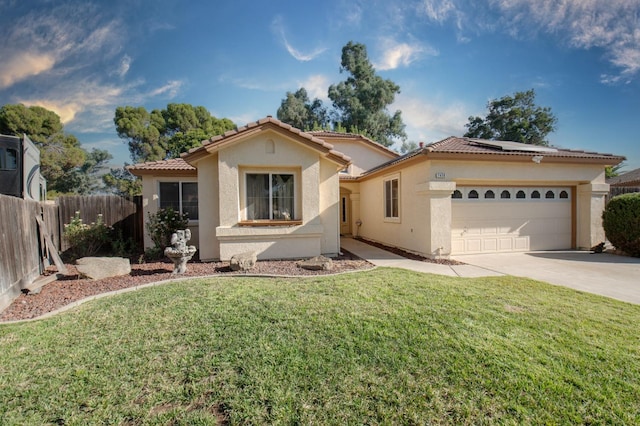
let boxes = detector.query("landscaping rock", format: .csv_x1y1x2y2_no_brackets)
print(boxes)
298,255,334,271
76,257,131,280
229,251,257,272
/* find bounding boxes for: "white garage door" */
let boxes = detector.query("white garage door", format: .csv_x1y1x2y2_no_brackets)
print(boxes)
451,187,572,254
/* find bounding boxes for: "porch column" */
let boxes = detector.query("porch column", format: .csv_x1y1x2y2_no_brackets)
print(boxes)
416,181,456,259
577,183,610,249
350,193,361,237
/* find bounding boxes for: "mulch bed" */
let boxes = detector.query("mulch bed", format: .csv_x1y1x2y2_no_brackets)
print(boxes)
355,237,465,265
0,250,373,322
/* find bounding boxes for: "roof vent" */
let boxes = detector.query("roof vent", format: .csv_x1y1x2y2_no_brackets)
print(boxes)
419,142,424,148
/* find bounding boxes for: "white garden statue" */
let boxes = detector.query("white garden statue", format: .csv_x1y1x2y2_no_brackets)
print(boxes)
164,229,197,274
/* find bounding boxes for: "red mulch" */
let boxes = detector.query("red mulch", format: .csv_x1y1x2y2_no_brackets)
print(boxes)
0,250,372,322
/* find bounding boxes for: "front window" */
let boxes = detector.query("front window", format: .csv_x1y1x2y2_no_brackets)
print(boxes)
0,148,17,170
384,177,399,219
246,173,295,220
159,182,198,220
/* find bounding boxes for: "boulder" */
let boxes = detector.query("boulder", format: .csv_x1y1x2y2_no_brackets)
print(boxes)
229,251,257,272
298,255,334,271
76,257,131,280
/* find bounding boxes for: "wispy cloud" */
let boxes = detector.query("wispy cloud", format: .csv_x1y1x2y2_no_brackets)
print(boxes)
0,52,55,88
419,0,640,81
1,4,125,83
375,38,437,70
115,55,132,78
298,75,330,100
393,94,470,143
18,77,185,133
271,15,327,61
148,80,183,98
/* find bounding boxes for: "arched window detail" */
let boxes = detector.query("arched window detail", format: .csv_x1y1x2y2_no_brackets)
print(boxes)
484,190,495,199
545,190,555,199
265,139,275,154
559,190,569,199
452,190,462,199
531,190,540,199
468,190,479,199
516,190,526,199
501,190,511,199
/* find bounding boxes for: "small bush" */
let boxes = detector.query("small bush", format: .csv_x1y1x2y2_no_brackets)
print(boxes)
110,228,137,258
146,207,189,258
63,211,112,259
602,193,640,257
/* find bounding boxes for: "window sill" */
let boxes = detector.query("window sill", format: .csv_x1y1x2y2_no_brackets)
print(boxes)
239,220,303,227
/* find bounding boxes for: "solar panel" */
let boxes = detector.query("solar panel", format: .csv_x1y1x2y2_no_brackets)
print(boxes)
470,139,558,153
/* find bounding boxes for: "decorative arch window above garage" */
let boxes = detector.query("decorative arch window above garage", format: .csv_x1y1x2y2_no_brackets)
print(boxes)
452,187,571,201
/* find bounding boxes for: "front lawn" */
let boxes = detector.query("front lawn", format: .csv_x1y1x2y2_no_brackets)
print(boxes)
1,268,639,424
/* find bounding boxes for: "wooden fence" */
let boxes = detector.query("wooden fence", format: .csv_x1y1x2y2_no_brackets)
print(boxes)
0,195,45,311
0,194,143,312
57,195,143,252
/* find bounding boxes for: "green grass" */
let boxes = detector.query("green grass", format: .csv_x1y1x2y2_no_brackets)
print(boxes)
1,268,639,425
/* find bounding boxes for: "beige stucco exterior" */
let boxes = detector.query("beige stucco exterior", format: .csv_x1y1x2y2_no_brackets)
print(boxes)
139,174,200,250
131,119,622,263
323,135,397,177
349,156,612,258
187,128,345,261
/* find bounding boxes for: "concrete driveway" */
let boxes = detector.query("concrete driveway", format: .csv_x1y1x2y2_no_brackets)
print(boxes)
453,251,640,305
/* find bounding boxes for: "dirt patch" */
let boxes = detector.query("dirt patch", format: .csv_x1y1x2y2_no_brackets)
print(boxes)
0,250,372,322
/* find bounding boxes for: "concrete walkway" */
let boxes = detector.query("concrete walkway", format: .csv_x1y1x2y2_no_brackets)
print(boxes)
342,237,640,305
454,251,640,305
340,237,503,278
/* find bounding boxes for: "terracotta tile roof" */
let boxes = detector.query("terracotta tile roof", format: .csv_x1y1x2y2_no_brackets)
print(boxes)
184,116,351,164
360,136,625,178
427,137,625,161
607,168,640,186
309,131,400,158
127,157,195,172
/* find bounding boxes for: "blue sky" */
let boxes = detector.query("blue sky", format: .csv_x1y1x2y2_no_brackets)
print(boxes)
1,0,639,171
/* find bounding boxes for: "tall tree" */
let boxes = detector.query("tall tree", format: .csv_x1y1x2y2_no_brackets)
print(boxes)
114,106,167,163
114,103,236,162
464,89,558,146
0,104,89,195
277,88,329,131
328,41,406,147
102,166,142,198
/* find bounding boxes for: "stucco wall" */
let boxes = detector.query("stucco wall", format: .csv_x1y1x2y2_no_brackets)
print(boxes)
208,130,340,260
195,155,219,261
330,139,396,176
140,175,200,251
358,160,433,256
359,157,609,257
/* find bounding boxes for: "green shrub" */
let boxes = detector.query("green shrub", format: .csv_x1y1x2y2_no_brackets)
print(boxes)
602,193,640,257
63,211,112,259
110,228,137,258
145,207,189,257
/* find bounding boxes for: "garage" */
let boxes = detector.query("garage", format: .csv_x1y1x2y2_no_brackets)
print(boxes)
451,186,572,254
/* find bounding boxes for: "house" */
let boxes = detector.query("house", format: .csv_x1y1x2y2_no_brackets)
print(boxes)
607,168,640,196
128,117,625,260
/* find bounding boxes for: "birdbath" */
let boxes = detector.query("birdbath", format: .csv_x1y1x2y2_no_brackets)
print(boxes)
164,229,197,274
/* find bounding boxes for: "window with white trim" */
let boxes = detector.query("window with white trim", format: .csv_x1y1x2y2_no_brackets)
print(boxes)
159,182,198,220
384,176,399,220
245,173,295,221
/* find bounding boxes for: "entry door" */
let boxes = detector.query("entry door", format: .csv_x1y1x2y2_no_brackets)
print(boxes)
340,193,351,235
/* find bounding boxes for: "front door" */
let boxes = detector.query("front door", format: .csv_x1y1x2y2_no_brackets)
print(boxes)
340,192,351,235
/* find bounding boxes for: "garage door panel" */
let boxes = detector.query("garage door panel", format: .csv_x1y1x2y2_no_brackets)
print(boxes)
452,187,571,255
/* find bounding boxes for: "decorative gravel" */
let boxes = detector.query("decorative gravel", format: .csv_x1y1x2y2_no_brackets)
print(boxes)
0,251,372,322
